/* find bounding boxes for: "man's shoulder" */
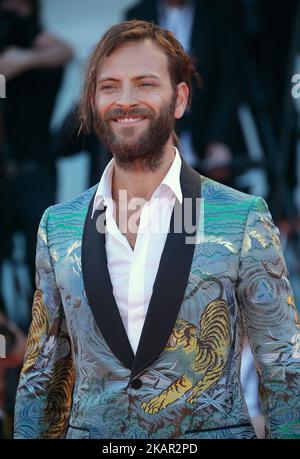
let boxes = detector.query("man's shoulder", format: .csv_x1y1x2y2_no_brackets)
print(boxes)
45,184,98,221
199,175,271,238
200,175,260,207
199,174,269,223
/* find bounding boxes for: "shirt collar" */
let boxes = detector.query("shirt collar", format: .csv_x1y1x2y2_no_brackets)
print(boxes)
152,147,183,203
91,147,183,219
91,157,114,218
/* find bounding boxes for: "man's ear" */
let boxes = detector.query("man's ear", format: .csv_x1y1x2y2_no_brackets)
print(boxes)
174,82,189,119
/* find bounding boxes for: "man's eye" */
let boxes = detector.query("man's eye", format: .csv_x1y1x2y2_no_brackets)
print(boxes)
140,82,155,87
100,85,115,91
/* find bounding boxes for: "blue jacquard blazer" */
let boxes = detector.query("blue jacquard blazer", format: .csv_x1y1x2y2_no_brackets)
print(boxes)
14,158,300,439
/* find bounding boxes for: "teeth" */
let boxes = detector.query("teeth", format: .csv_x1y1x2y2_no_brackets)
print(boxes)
116,117,143,123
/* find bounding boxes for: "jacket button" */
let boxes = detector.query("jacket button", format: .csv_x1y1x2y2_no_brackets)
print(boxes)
130,378,142,389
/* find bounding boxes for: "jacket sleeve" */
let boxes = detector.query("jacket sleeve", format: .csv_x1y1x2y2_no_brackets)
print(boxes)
237,196,300,439
14,207,75,439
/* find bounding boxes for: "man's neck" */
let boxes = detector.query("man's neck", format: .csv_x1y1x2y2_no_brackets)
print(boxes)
111,142,176,203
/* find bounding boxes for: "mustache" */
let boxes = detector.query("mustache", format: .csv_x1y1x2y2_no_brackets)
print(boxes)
104,107,154,121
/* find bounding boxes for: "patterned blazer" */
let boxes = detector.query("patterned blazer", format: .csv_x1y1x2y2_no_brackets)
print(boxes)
14,158,300,439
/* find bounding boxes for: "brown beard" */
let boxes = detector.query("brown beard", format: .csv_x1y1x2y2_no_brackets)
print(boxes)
94,93,177,172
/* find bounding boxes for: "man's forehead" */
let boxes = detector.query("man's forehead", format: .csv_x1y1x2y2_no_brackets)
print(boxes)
97,39,169,79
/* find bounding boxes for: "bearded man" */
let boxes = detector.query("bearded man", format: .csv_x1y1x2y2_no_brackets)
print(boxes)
14,20,300,439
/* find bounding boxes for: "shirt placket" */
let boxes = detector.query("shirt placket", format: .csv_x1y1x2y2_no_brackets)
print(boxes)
127,203,151,354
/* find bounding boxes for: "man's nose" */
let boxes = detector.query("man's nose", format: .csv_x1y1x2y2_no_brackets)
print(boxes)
116,85,138,109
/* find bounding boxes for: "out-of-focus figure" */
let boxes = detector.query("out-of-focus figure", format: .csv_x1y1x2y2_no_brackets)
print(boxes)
0,0,73,439
236,0,297,214
0,0,73,331
50,104,112,188
0,310,26,438
125,0,241,174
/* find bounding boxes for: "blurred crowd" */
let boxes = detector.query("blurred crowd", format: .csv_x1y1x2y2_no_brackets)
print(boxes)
0,0,299,439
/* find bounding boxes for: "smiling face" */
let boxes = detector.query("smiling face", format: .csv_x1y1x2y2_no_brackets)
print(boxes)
94,39,188,171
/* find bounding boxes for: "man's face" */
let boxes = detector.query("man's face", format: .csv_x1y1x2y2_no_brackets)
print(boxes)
94,39,185,171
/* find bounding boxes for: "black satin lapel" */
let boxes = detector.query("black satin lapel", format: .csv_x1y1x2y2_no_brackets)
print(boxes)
82,194,134,370
131,158,202,380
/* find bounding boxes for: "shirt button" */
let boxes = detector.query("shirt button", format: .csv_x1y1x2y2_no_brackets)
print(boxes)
130,378,143,390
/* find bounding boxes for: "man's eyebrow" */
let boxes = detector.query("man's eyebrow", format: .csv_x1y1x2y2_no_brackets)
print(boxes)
134,74,161,81
97,77,119,84
97,74,161,84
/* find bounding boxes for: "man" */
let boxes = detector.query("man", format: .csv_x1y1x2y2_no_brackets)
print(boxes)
14,20,300,439
0,0,73,329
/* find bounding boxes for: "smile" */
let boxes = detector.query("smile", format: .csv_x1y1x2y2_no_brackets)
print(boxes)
113,117,146,124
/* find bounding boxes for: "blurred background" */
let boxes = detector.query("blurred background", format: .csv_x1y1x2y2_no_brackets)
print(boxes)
0,0,299,439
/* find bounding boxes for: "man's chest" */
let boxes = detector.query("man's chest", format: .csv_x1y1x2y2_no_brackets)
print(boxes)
114,205,142,250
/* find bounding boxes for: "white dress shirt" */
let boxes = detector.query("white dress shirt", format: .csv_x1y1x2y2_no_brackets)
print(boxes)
92,148,183,354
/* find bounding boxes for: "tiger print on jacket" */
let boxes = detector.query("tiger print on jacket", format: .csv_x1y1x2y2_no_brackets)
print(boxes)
141,297,231,414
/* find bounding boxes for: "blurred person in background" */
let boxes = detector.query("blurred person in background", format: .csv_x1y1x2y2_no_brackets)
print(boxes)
50,103,112,188
0,310,26,437
271,0,300,224
236,0,297,215
125,0,300,223
0,0,73,332
125,0,241,179
0,0,72,439
277,0,300,305
236,0,300,305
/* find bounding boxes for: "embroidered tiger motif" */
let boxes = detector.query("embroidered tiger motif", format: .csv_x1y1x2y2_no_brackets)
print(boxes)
21,289,75,438
141,291,231,414
22,290,48,373
41,348,75,438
